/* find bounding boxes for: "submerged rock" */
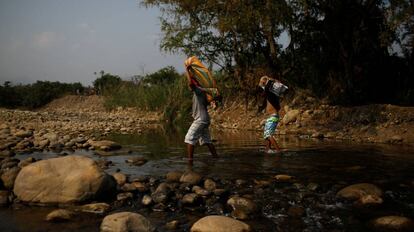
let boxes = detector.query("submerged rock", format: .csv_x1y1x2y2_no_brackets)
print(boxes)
132,182,148,193
204,179,217,191
180,171,202,185
355,194,383,206
117,192,133,201
227,196,257,220
100,212,155,232
181,193,199,205
79,203,111,214
165,220,179,230
125,157,147,166
190,215,251,232
166,171,183,182
274,174,294,182
142,195,153,206
370,216,414,232
88,140,121,151
151,182,172,204
14,155,116,204
112,172,128,186
337,183,383,201
46,209,75,222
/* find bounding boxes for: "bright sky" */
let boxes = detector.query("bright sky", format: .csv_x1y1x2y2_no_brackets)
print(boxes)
0,0,186,86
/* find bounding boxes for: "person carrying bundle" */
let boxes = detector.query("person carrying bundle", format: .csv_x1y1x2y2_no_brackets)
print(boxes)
183,56,219,165
258,75,288,153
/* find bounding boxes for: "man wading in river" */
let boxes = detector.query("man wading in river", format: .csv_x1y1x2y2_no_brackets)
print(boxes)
184,57,218,165
258,75,288,153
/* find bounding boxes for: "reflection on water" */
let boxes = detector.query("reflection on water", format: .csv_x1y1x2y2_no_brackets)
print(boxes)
3,126,414,232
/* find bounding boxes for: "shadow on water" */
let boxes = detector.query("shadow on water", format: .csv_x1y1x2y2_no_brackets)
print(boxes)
3,124,414,231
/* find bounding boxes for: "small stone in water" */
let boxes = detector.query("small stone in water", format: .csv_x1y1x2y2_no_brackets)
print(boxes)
142,195,153,206
307,183,319,191
275,174,293,182
45,209,75,222
165,220,179,230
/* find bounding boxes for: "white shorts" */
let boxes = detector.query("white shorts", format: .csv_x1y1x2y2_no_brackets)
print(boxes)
184,120,212,145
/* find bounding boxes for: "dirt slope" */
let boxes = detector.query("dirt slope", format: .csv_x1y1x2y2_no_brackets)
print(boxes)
40,95,106,113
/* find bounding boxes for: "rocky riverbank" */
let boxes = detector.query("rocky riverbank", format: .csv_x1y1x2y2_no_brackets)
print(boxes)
0,95,162,155
211,96,414,145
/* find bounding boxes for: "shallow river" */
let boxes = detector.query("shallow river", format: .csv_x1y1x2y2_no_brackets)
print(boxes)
1,127,413,231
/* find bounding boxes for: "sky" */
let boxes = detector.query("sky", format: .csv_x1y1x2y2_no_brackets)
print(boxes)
0,0,187,86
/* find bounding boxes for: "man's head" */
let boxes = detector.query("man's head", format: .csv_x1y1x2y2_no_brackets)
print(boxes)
259,76,270,89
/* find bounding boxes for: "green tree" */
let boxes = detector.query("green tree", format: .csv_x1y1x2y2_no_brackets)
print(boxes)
143,0,414,105
93,71,122,95
141,66,181,85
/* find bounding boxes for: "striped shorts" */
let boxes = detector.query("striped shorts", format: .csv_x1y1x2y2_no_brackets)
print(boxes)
263,114,279,139
184,120,212,145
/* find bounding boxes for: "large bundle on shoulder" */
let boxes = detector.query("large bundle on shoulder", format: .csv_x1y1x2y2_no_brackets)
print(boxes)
184,56,221,105
259,76,288,97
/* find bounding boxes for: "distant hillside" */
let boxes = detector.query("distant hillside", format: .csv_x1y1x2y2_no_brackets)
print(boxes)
40,95,106,113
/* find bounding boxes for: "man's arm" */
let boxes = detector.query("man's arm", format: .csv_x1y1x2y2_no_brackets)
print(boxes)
258,96,267,113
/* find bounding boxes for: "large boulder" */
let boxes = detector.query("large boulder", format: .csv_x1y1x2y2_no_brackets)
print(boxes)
191,215,251,232
100,212,155,232
13,155,116,204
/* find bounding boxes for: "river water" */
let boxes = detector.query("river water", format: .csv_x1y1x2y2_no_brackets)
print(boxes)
1,127,413,231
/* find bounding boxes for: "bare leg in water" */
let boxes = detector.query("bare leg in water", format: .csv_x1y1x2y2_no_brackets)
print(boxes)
206,143,218,157
265,136,280,152
187,143,218,166
187,143,195,166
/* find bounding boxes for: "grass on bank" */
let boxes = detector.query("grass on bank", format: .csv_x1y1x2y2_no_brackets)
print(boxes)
103,68,193,124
